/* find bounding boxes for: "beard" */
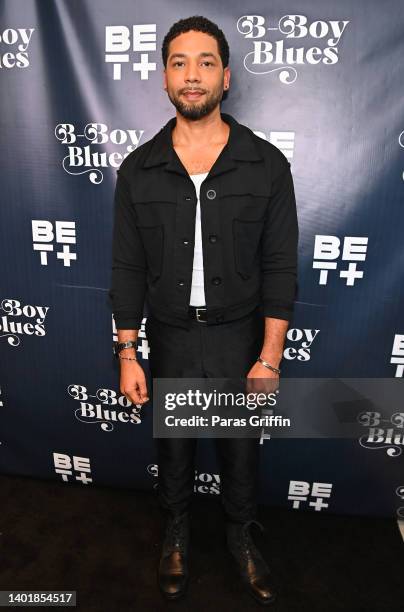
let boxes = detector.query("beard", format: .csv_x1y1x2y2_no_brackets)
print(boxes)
167,84,224,120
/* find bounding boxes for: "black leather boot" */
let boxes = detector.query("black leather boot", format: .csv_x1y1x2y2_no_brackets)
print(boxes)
158,511,190,600
226,519,277,606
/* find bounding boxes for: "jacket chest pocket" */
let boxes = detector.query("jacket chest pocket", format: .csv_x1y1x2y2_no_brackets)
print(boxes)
219,174,269,220
137,224,164,282
232,217,264,280
133,186,176,283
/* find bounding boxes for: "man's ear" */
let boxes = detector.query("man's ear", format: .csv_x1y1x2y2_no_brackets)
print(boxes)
224,66,231,89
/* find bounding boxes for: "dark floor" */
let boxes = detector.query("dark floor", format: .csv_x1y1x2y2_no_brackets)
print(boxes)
0,472,403,612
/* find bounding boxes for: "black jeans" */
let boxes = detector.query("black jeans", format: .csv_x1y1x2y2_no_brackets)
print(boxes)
145,306,265,524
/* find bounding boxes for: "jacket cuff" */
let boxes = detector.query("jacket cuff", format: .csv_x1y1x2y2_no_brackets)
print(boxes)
260,302,294,322
113,314,143,330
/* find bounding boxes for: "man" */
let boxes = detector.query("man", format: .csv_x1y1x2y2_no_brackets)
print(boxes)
109,15,298,606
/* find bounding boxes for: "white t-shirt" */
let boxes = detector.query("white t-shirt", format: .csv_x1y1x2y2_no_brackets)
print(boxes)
189,172,209,306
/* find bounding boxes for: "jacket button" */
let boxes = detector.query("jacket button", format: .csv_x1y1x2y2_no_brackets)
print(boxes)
178,280,185,287
182,238,189,245
212,276,221,285
216,314,224,322
209,234,218,243
206,189,216,200
184,195,191,201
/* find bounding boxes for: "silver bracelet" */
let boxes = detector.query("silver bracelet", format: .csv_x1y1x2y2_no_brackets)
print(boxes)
257,357,281,374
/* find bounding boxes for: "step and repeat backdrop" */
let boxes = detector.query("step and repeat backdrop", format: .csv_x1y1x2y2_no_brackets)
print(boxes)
1,0,403,519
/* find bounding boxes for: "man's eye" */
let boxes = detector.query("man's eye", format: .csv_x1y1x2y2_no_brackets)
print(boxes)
172,61,213,67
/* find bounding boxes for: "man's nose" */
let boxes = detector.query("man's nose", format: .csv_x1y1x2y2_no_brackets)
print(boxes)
184,63,201,82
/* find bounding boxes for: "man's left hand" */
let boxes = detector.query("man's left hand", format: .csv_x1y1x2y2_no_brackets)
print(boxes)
246,360,280,395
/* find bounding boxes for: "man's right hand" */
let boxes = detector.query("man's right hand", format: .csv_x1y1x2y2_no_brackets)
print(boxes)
120,357,149,405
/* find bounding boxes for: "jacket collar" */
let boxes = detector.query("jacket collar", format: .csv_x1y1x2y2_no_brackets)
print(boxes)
141,111,263,178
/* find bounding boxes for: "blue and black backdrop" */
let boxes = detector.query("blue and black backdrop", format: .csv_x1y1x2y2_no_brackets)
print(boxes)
1,0,403,519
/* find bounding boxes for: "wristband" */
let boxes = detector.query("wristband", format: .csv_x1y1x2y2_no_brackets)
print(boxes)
257,357,281,374
113,340,137,358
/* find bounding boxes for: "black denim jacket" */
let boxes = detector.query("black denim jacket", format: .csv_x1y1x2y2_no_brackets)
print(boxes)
108,112,299,330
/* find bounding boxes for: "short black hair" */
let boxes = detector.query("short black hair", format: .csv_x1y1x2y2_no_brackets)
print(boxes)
162,15,230,69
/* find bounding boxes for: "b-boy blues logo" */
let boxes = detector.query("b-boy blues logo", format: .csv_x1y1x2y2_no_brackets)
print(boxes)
55,122,144,184
68,383,142,432
237,14,349,84
147,464,220,494
398,130,404,181
0,298,49,346
357,410,404,457
0,28,35,69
